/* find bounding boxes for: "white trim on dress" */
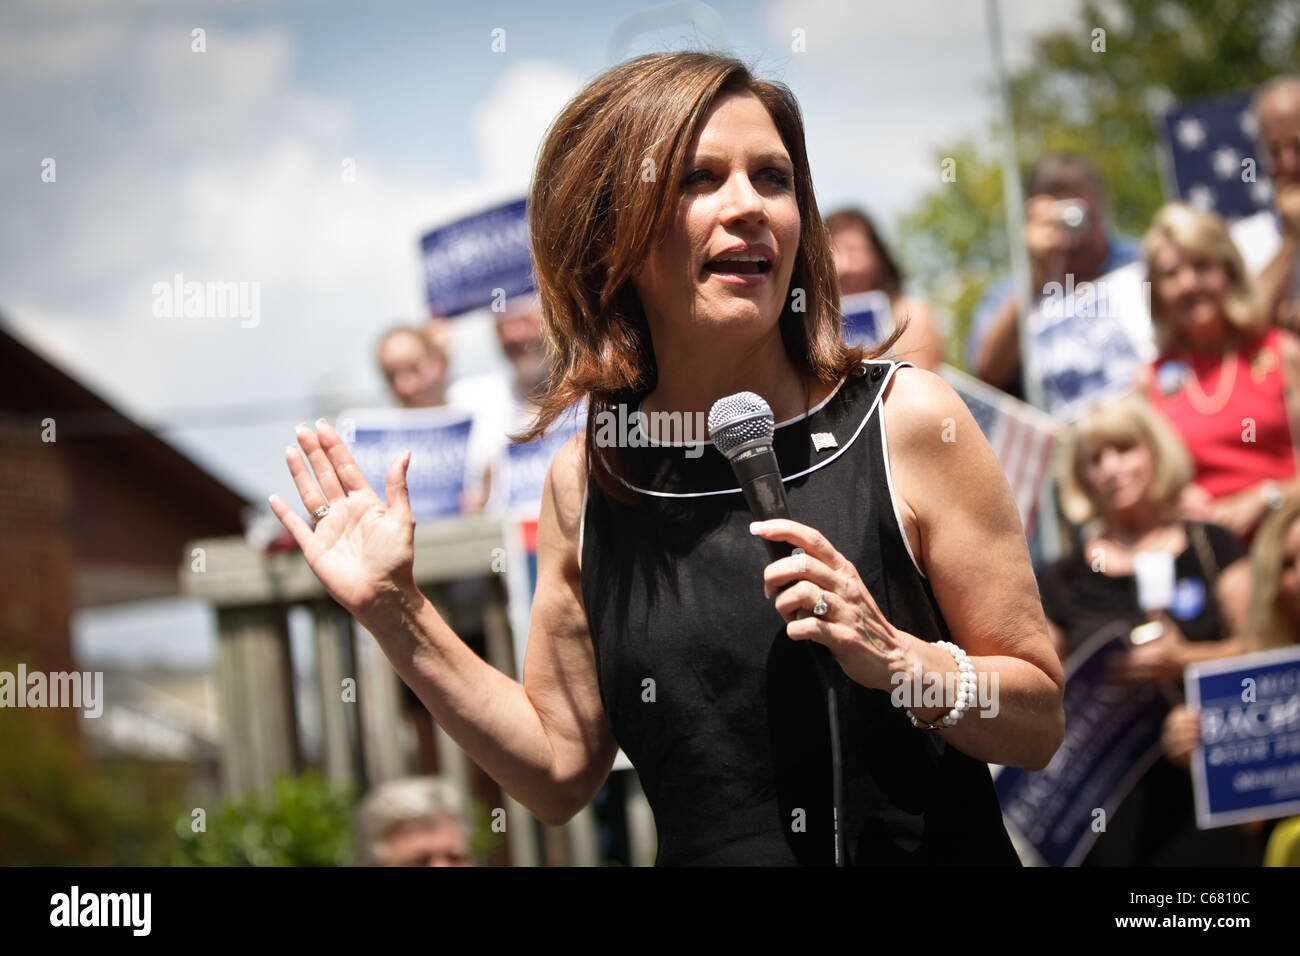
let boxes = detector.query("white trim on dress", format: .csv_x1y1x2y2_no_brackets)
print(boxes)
615,359,897,500
877,362,925,579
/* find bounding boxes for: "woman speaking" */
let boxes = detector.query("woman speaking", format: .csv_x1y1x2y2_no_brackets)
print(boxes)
269,51,1064,866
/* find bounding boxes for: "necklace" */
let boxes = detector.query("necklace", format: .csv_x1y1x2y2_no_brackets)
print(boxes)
1179,349,1237,416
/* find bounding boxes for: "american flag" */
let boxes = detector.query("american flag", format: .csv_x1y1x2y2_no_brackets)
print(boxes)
1158,90,1273,221
937,364,1061,535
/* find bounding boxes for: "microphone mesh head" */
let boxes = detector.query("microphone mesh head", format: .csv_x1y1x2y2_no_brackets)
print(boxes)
708,391,774,458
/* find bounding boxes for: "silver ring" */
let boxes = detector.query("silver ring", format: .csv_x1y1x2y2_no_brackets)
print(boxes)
312,505,330,520
812,591,828,617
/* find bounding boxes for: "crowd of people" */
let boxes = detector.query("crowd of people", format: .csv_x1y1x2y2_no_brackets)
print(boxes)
330,69,1300,866
1017,76,1300,866
374,292,551,515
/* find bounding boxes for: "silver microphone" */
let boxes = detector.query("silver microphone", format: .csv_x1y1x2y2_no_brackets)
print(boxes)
708,391,792,560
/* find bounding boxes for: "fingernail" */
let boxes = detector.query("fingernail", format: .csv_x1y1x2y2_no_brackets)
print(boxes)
295,423,309,436
749,521,765,535
315,417,328,429
285,445,298,457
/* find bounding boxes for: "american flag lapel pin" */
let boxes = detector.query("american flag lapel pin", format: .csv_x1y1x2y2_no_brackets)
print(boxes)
812,432,837,452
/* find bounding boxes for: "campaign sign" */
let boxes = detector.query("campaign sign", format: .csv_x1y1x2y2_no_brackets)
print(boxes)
420,198,534,317
1186,645,1300,828
338,406,474,521
502,404,585,514
1024,264,1153,422
840,290,891,348
993,621,1174,866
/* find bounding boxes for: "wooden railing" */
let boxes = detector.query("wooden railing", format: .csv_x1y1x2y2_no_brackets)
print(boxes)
180,515,656,866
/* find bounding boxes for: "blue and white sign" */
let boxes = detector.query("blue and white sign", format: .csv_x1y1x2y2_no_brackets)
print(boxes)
338,406,474,521
420,198,535,317
1025,262,1154,422
839,290,891,349
993,621,1175,866
1186,644,1300,828
502,403,585,515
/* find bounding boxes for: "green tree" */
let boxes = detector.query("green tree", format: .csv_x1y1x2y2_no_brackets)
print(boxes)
896,0,1300,364
0,703,190,865
172,773,358,866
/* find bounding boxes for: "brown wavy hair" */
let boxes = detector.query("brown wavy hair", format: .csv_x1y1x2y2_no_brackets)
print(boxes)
515,51,904,503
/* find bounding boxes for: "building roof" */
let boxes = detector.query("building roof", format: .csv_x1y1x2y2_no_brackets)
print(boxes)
0,317,253,606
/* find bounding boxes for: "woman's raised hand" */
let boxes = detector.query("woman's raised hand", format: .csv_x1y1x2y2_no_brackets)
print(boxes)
268,420,419,618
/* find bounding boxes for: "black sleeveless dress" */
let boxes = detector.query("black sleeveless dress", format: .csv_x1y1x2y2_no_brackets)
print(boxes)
579,358,1022,866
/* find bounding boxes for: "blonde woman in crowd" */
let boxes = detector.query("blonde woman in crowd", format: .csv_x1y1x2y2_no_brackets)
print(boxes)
1138,202,1300,543
1037,394,1257,864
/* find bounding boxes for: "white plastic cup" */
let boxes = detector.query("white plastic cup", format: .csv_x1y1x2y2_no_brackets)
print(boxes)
1133,550,1176,612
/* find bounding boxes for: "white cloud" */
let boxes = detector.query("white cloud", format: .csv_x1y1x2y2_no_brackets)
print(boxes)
0,2,592,504
472,58,584,191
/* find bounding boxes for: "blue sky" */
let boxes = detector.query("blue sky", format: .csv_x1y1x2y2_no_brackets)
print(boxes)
0,0,1080,665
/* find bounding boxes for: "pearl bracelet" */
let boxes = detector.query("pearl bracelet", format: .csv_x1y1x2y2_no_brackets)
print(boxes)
905,640,976,731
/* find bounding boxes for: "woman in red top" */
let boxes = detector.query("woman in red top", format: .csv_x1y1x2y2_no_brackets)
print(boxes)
1139,202,1300,542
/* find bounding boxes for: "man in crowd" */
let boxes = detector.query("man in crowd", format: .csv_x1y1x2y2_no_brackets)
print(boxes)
355,776,475,866
447,293,559,513
1233,76,1300,329
966,155,1141,405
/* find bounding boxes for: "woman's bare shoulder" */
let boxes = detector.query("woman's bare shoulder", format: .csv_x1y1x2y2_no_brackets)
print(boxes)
878,364,966,438
545,431,588,546
880,364,1023,533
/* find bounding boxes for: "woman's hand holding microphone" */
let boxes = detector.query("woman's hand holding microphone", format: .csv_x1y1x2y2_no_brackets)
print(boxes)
751,518,927,697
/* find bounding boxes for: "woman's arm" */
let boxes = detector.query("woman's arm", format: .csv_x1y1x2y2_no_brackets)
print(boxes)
1215,556,1253,643
1278,329,1300,483
881,366,1065,769
973,293,1023,391
1256,187,1300,327
754,367,1065,770
1045,618,1069,665
272,426,616,825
